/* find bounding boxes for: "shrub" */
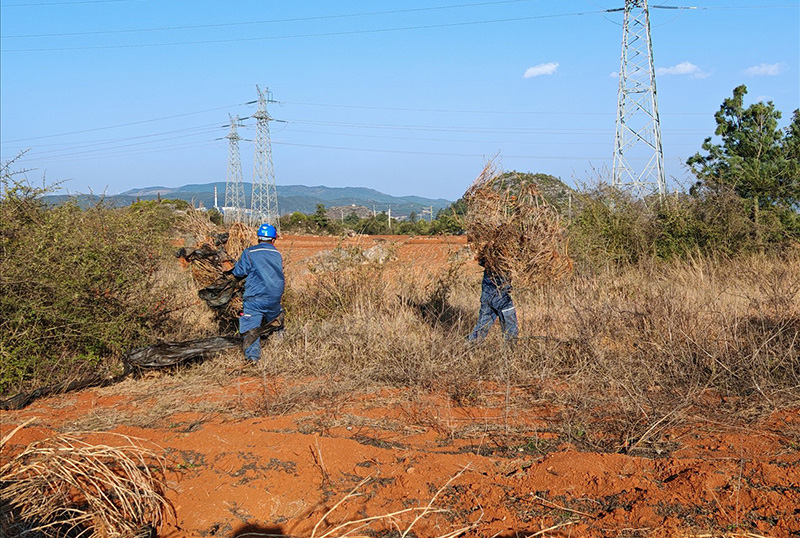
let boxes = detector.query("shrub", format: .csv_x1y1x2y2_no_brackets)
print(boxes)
568,183,654,267
0,169,189,395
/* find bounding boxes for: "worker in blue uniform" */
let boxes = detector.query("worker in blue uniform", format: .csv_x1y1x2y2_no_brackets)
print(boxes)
468,256,518,343
233,224,284,361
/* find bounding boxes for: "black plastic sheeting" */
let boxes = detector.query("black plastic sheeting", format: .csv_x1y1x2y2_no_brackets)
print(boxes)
198,275,241,308
121,312,284,370
0,374,112,411
1,317,283,410
177,236,244,312
122,336,243,369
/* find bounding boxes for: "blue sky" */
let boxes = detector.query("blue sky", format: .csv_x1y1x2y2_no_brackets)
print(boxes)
1,0,798,201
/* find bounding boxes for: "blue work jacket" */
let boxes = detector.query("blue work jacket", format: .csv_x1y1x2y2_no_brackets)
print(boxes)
233,241,285,306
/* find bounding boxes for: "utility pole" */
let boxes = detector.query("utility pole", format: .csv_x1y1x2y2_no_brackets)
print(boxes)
250,85,280,229
612,0,666,198
224,114,246,224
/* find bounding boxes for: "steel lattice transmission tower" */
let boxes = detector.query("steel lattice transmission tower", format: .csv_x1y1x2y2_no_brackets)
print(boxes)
250,85,280,228
612,0,666,198
224,114,246,224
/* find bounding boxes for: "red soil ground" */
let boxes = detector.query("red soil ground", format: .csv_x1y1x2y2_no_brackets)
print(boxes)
2,235,799,537
278,234,470,270
3,381,799,538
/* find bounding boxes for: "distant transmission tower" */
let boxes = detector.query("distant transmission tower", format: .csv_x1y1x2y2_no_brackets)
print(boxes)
224,114,246,224
250,85,280,229
612,0,666,198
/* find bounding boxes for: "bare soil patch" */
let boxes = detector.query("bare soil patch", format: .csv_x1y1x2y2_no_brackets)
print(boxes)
2,374,798,538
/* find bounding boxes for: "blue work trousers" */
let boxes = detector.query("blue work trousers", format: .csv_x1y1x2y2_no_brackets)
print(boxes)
239,300,282,361
468,284,518,342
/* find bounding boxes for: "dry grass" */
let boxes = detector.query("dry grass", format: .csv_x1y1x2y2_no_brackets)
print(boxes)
461,160,572,290
0,427,171,538
226,222,257,261
252,247,800,452
176,207,217,245
22,240,797,457
149,263,218,341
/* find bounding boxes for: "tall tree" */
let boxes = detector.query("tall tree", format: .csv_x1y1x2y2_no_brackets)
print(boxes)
687,85,799,210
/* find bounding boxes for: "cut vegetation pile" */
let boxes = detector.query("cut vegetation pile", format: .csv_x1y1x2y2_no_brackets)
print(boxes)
0,425,171,537
177,219,256,320
461,161,572,289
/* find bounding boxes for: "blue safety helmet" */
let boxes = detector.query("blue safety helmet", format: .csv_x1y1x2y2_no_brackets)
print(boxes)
257,223,277,240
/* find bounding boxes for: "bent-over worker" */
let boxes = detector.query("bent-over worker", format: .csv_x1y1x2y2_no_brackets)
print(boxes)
233,223,285,361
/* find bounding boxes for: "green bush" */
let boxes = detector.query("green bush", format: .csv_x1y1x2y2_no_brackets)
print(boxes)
568,184,654,267
567,179,796,271
0,170,179,395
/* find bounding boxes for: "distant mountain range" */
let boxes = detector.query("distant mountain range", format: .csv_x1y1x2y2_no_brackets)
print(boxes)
44,182,454,217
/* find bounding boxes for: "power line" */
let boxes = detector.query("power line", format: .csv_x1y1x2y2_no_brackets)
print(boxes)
21,124,223,157
3,9,610,52
23,129,222,160
281,100,612,116
281,126,704,146
2,0,534,38
1,102,250,143
24,139,221,164
3,0,140,7
270,139,610,160
280,99,712,116
3,117,706,161
7,4,795,52
283,118,709,134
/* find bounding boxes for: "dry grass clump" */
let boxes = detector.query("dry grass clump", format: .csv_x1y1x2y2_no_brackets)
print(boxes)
188,257,222,288
461,160,572,289
225,222,257,261
177,220,255,326
149,263,218,341
0,427,171,538
175,207,217,245
287,245,398,321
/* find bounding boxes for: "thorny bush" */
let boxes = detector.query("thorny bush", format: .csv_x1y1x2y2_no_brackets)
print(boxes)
0,161,196,395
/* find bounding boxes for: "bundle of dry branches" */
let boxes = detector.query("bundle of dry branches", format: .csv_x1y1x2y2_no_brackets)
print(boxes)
225,222,257,261
176,222,256,313
461,160,572,289
190,257,222,288
1,427,172,538
177,208,217,246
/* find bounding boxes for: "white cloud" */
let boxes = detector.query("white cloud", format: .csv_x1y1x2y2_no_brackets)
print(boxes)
524,62,559,78
656,61,709,79
745,63,786,76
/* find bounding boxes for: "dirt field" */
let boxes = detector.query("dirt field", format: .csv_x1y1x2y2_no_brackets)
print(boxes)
4,379,799,537
2,235,799,537
279,233,470,270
